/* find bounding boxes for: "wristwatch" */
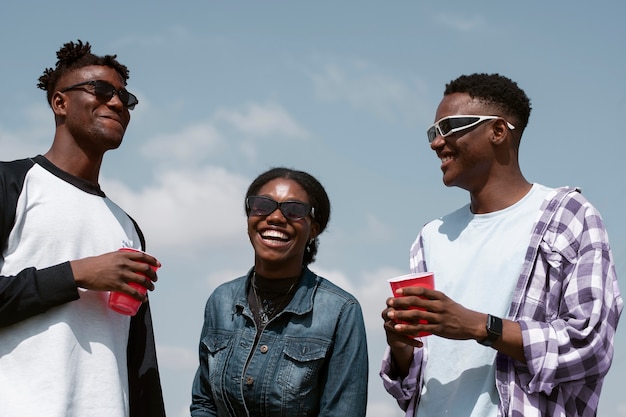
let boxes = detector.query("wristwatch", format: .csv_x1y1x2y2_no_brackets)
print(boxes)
478,314,502,347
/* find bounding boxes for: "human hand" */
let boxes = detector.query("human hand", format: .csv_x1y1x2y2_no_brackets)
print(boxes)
382,304,424,349
381,300,423,379
70,250,161,301
386,286,484,341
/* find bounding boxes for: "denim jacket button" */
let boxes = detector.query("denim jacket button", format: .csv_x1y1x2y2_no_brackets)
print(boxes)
245,376,254,385
260,345,269,354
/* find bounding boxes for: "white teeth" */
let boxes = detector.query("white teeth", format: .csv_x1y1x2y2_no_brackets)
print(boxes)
261,230,289,240
441,156,453,163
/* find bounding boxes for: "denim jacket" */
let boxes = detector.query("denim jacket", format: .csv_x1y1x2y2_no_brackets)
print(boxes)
191,267,368,417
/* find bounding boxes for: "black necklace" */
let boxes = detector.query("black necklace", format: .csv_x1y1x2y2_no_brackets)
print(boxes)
252,273,299,325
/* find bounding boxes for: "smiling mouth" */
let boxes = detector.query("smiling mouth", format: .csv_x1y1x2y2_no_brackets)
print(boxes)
99,112,125,123
260,229,290,243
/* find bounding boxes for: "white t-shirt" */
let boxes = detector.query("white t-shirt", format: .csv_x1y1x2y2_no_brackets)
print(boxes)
414,184,553,417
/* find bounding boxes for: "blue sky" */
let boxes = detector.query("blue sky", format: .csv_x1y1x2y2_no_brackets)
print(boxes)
2,2,625,416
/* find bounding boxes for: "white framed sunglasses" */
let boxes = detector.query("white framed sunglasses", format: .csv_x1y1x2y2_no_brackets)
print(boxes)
427,115,515,143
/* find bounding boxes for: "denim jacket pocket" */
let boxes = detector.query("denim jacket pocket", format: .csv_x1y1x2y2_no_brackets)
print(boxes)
204,332,231,354
278,338,331,395
202,331,234,386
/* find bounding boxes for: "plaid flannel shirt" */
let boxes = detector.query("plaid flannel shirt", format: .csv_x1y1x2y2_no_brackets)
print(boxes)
381,187,622,417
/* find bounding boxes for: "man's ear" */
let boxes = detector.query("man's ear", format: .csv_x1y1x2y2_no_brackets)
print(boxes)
490,118,510,145
51,91,68,117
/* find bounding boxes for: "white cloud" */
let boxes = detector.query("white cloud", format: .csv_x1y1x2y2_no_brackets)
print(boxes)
0,126,40,161
311,62,428,123
0,103,54,160
434,13,486,32
204,267,251,293
365,213,394,241
111,26,194,49
236,140,258,163
157,345,197,371
138,101,309,166
172,405,192,417
140,122,224,164
214,102,309,139
102,165,250,252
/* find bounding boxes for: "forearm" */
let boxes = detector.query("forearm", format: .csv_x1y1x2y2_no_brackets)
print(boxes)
473,313,525,362
389,344,417,378
380,346,421,412
0,262,79,327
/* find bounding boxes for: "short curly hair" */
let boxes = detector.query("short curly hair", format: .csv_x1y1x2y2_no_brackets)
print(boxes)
245,167,331,266
37,40,130,106
444,73,532,134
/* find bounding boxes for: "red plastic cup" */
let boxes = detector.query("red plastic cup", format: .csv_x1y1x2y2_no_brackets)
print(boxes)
387,272,435,337
108,248,159,316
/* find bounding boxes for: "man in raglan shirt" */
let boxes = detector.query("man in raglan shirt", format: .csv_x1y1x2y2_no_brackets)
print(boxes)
0,40,166,417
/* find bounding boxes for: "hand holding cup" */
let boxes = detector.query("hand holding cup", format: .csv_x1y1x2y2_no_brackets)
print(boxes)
108,248,160,316
387,272,435,337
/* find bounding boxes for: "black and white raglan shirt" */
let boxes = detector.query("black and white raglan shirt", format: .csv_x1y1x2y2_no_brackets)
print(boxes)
0,155,165,417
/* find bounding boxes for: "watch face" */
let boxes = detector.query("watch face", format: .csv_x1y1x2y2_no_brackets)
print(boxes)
478,315,503,346
487,315,503,337
491,315,503,332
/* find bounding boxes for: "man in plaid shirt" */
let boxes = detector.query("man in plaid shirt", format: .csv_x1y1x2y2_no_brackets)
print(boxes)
380,73,622,417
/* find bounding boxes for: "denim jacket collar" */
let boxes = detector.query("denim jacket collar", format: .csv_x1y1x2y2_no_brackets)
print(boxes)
232,266,318,319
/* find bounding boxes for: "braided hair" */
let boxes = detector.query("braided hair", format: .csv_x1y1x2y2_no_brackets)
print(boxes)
37,40,130,106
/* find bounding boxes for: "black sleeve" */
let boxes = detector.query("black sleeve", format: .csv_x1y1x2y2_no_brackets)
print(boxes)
0,263,80,327
126,215,165,416
0,159,30,250
0,158,79,328
127,300,166,417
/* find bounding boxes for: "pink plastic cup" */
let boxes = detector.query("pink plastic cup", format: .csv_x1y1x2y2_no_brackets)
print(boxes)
387,272,435,337
108,248,159,316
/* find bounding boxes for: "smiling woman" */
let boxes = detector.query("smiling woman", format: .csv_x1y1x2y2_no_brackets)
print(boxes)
190,167,369,417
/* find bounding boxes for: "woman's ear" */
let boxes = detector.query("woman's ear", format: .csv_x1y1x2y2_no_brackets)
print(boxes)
309,222,320,241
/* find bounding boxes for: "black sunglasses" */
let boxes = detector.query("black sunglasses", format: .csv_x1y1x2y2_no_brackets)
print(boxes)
60,80,138,110
246,195,315,221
